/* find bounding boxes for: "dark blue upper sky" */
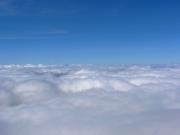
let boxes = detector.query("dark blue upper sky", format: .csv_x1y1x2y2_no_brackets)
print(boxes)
0,0,180,64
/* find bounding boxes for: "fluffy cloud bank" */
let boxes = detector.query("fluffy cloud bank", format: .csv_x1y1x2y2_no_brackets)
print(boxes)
0,64,180,135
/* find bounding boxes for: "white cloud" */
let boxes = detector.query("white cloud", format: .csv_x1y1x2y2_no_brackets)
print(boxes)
0,64,180,135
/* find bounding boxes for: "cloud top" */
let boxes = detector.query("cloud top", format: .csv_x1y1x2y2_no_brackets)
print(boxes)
0,64,180,135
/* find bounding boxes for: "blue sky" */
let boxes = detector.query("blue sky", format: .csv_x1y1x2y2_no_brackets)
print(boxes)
0,0,180,64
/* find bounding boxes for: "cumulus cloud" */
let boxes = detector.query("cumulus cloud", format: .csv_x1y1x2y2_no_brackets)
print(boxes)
13,80,59,104
0,64,180,135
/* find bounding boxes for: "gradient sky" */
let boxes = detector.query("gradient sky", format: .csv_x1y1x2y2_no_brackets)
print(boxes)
0,0,180,64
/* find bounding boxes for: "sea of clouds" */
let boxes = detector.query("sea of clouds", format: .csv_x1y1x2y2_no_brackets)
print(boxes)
0,64,180,135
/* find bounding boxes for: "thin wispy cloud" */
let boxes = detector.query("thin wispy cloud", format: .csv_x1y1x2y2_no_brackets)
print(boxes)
0,29,68,39
0,0,28,16
0,0,78,16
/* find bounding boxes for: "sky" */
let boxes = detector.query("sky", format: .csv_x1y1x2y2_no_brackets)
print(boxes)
0,0,180,64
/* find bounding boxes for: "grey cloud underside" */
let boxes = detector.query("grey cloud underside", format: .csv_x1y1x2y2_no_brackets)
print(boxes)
0,64,180,135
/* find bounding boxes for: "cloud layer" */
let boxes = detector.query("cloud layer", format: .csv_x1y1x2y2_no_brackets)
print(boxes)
0,64,180,135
